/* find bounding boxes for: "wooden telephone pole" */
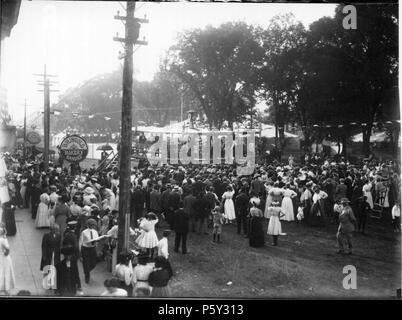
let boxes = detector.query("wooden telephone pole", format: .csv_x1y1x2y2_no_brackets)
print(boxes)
34,65,58,172
114,1,148,255
23,99,26,160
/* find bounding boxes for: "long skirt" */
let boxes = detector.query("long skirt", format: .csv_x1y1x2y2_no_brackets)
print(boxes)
151,285,171,297
136,230,159,249
20,186,27,208
281,197,294,221
224,199,236,221
35,203,50,228
267,216,282,235
249,217,265,248
0,254,16,292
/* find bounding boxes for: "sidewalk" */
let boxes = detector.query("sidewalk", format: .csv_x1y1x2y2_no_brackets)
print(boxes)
5,208,111,296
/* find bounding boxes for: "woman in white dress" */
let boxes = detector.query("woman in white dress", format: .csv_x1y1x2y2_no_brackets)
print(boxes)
362,179,374,209
35,193,51,228
135,213,159,258
0,225,16,294
222,186,236,224
20,175,27,208
267,202,285,246
281,185,297,222
264,181,274,219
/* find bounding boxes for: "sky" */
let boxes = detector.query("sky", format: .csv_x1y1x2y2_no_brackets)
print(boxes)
1,1,337,126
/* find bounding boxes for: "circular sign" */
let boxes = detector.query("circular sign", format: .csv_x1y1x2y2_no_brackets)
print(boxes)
26,131,41,145
59,135,88,163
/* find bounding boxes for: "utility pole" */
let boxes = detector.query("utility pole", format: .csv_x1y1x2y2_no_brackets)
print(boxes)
114,1,148,255
34,65,58,172
23,99,26,160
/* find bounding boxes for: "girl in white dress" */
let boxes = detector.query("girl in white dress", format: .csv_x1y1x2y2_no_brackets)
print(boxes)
135,213,159,258
281,185,297,222
0,225,16,294
222,186,236,224
362,180,374,209
35,193,51,228
267,202,285,246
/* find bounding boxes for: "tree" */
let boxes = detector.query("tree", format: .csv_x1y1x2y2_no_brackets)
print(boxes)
302,4,398,156
257,14,307,152
166,22,264,129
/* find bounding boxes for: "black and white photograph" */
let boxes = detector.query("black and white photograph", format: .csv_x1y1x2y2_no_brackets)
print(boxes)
0,0,400,301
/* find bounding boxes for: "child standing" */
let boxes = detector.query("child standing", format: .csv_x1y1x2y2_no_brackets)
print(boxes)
392,203,401,232
267,201,285,246
296,204,304,224
212,206,224,243
135,213,159,258
157,230,171,260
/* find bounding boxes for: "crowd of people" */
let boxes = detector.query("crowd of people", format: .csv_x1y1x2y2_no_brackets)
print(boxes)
0,150,401,296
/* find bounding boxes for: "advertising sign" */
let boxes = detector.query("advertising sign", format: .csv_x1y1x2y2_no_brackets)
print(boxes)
26,131,41,145
59,135,88,163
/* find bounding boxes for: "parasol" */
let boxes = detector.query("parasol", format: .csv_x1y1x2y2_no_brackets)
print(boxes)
96,144,113,151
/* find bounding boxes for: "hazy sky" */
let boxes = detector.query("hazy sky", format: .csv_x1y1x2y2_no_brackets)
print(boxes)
1,1,336,125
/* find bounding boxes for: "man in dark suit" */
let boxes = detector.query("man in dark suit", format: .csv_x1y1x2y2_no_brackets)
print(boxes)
172,207,189,254
149,185,162,217
130,185,145,227
40,224,61,272
193,192,210,235
161,184,172,216
183,191,197,233
235,187,249,236
250,175,264,197
167,187,182,228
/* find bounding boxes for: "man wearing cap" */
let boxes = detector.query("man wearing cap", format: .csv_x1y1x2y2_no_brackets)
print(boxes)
79,219,99,283
336,198,356,255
